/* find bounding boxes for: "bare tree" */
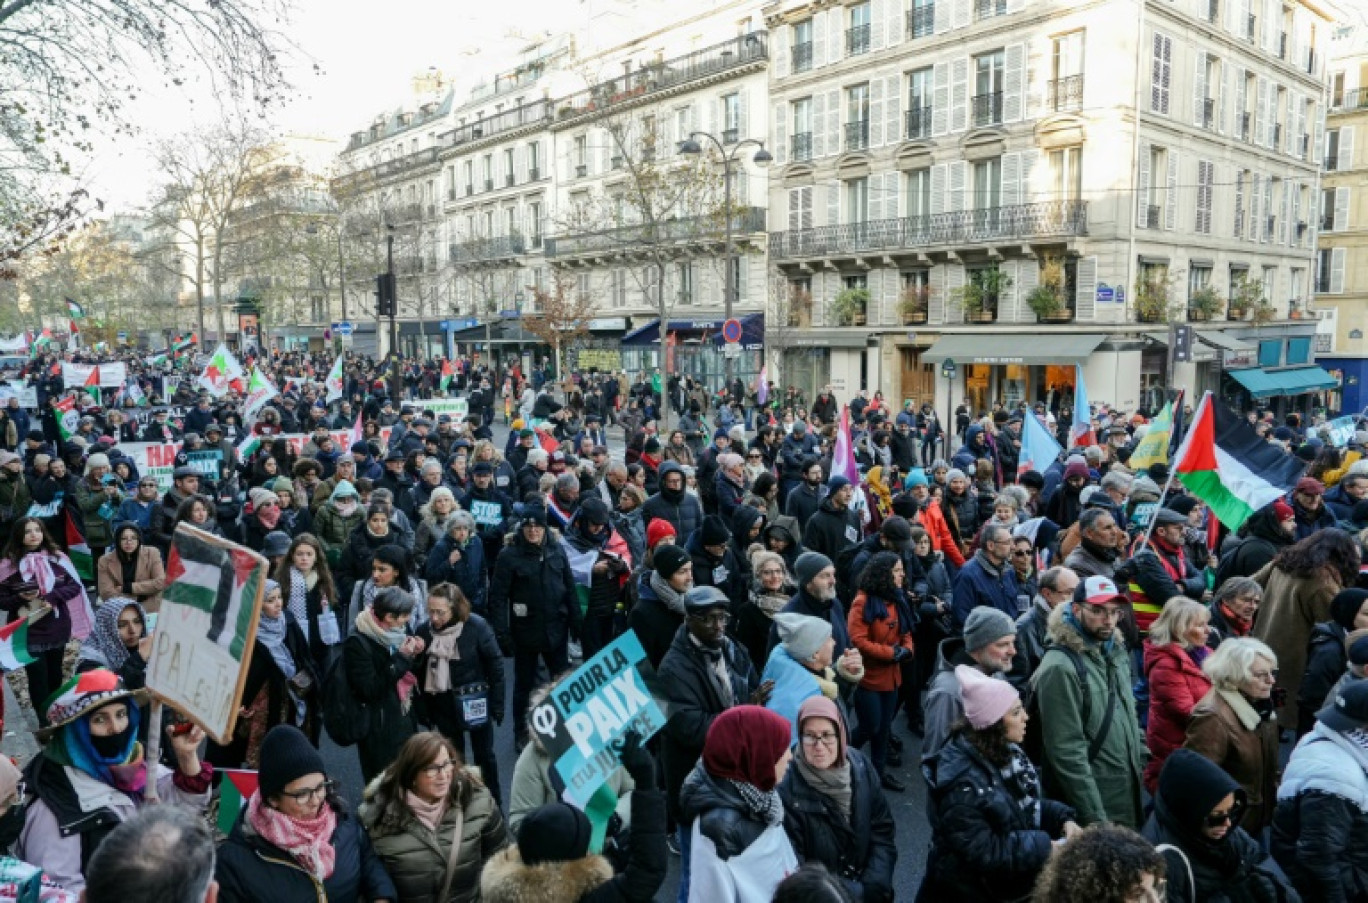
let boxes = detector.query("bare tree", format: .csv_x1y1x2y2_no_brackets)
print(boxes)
522,270,596,380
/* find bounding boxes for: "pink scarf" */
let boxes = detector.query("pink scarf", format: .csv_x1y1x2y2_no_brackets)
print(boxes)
404,790,449,832
256,504,282,531
247,790,338,881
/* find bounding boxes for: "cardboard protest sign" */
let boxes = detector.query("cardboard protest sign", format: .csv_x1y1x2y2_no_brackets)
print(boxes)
423,398,469,422
1326,415,1357,448
145,524,268,744
185,449,223,479
528,630,667,807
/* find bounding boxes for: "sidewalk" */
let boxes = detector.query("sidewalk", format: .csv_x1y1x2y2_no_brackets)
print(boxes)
1,676,40,765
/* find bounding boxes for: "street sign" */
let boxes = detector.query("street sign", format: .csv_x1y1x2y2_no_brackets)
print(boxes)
1116,287,1126,304
941,358,957,379
723,343,743,359
1173,324,1194,363
1096,283,1115,303
117,331,128,342
721,318,743,344
336,321,354,337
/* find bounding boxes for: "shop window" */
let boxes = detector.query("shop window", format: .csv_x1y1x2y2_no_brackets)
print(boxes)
1286,337,1311,365
1258,339,1281,368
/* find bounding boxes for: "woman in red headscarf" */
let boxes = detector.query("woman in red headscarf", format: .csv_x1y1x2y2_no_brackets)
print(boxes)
679,705,798,902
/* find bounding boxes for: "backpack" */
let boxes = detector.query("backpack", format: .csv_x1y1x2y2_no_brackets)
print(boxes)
1023,643,1092,766
321,645,371,747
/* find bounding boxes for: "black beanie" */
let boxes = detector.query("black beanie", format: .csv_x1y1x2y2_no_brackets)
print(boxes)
699,515,731,547
518,801,591,865
258,725,326,800
890,495,920,519
654,543,691,579
1156,748,1242,835
1331,589,1368,631
1165,495,1198,518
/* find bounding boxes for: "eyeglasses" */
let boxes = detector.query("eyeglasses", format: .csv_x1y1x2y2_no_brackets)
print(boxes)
689,611,730,625
746,454,762,460
1203,801,1246,828
1011,550,1031,558
1250,668,1279,682
801,732,838,747
279,780,335,803
420,760,457,778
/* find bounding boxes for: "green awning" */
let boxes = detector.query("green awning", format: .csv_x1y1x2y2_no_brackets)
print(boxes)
1228,366,1340,399
921,333,1106,365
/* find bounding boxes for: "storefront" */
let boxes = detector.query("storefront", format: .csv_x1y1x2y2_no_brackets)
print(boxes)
621,315,764,390
921,333,1108,413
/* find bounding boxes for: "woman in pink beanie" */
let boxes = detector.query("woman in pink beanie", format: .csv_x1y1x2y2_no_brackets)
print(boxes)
916,666,1081,901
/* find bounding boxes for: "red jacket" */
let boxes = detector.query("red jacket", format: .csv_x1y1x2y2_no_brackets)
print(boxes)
848,591,914,692
1142,640,1213,792
917,501,966,568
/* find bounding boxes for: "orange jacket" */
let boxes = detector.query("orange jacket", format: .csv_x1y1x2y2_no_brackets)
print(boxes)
848,590,915,692
917,500,966,568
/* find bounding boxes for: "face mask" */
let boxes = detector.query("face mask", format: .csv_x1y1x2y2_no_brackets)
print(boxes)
336,498,358,515
89,720,136,760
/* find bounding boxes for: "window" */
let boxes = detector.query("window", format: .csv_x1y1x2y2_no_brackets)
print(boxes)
974,0,1005,21
1332,70,1346,108
612,270,627,309
573,136,588,177
641,115,657,160
793,19,813,72
1050,32,1085,112
677,262,693,304
1261,266,1275,302
846,176,869,224
482,154,493,190
1228,266,1248,302
675,108,691,147
1326,128,1342,170
722,93,740,143
1151,33,1172,114
528,202,543,247
1188,265,1211,298
792,98,813,161
1050,147,1082,202
846,84,870,151
463,161,474,194
1317,248,1333,292
907,68,933,139
848,2,871,56
1321,187,1339,231
974,50,1005,126
1234,170,1246,237
844,273,868,290
907,168,932,220
1258,340,1281,369
973,158,1002,227
909,0,934,39
503,149,515,186
504,207,517,237
528,142,541,178
1195,160,1214,234
1144,146,1166,228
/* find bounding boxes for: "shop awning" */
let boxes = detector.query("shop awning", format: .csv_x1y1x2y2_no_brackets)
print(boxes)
921,333,1107,365
622,314,764,347
1228,366,1340,399
1197,331,1255,352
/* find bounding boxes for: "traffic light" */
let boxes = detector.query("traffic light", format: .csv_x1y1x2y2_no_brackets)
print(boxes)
375,273,396,317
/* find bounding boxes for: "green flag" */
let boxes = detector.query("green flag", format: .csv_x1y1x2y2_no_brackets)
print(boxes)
1130,399,1175,471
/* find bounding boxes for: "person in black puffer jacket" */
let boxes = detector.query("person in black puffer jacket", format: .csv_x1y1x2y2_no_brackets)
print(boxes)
780,696,896,903
686,515,748,616
919,666,1078,902
1215,500,1297,583
1298,588,1368,736
1142,749,1301,903
488,504,579,746
641,461,703,541
803,477,861,561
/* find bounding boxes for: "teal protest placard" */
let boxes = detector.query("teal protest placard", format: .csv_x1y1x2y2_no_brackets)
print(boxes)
1326,415,1357,448
529,630,666,807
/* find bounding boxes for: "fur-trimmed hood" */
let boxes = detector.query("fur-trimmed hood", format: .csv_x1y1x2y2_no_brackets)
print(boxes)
1044,599,1128,657
478,845,614,903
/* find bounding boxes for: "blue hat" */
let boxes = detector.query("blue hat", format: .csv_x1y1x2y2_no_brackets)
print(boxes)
904,470,929,489
714,428,731,441
828,474,852,491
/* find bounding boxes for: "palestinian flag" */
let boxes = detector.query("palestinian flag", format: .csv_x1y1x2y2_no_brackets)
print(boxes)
440,360,455,391
53,396,78,442
82,365,101,404
64,509,93,582
217,769,259,835
65,298,85,320
0,607,45,670
1173,391,1306,531
563,543,598,615
164,526,266,661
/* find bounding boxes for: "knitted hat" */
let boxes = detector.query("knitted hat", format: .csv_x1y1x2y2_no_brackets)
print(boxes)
903,469,929,489
330,481,359,501
1063,460,1090,481
774,612,832,663
827,474,851,492
699,514,731,547
879,516,913,550
1164,494,1198,517
39,669,139,739
945,468,966,483
268,477,295,494
578,496,610,526
653,543,691,579
258,725,327,801
955,665,1021,729
963,606,1016,652
518,802,592,866
794,551,834,588
702,705,792,792
646,518,677,550
262,531,292,559
249,487,277,510
519,504,548,528
1347,628,1368,663
1331,589,1368,631
796,695,848,766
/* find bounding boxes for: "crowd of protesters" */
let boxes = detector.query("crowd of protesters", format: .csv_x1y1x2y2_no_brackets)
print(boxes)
0,340,1364,902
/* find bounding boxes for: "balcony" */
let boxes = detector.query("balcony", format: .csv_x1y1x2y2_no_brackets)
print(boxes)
792,132,813,161
1322,212,1336,231
447,188,456,201
332,146,441,193
906,106,932,139
907,4,934,38
846,24,870,56
553,33,768,122
447,99,553,147
1047,75,1083,112
1240,113,1251,141
972,91,1003,126
575,164,588,178
545,206,767,259
974,0,1006,19
505,173,515,187
768,200,1089,260
484,179,494,192
1325,153,1338,171
1201,97,1215,129
611,155,624,171
448,234,528,266
1145,205,1161,228
465,184,474,197
1272,123,1282,150
722,127,739,144
792,41,813,73
390,202,424,224
530,167,541,181
845,119,870,152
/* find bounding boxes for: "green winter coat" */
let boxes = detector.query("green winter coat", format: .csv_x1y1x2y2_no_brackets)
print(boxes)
74,477,123,547
1030,603,1145,828
0,471,31,534
359,769,508,903
313,501,365,556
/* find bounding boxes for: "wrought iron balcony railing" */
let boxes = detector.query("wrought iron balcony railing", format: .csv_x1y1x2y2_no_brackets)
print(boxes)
792,132,813,161
545,207,767,258
907,5,934,38
1047,76,1083,112
845,119,870,151
846,24,870,56
792,41,813,72
972,91,1003,126
905,106,932,139
448,234,528,265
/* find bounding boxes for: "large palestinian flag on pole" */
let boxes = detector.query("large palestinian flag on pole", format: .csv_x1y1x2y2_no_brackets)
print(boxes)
1173,391,1305,531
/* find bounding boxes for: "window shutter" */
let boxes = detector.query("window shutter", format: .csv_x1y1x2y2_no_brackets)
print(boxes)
1004,44,1026,123
870,172,884,221
1224,0,1237,35
1331,247,1347,293
738,88,749,140
870,78,885,147
950,58,969,132
813,12,828,68
948,161,966,213
933,62,951,136
945,262,965,323
872,0,886,52
788,188,803,231
1165,150,1179,231
827,179,840,227
1136,140,1151,228
1335,187,1350,231
1012,259,1035,322
886,168,901,218
1249,172,1262,240
1234,69,1246,138
774,25,790,79
1006,0,1025,13
813,93,827,158
934,0,951,33
999,260,1020,322
1280,182,1290,244
1261,176,1272,242
1076,256,1097,321
1019,149,1037,203
774,103,788,165
887,0,903,46
929,264,945,323
1253,78,1266,147
1001,152,1020,208
1263,0,1278,54
828,9,843,63
886,75,901,143
1313,103,1324,172
931,162,947,214
1151,34,1172,114
1193,51,1208,126
1196,160,1213,234
1340,126,1355,171
952,0,971,28
826,89,840,155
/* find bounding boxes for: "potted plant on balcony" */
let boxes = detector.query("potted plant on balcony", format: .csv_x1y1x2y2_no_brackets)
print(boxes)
899,285,929,324
1187,286,1224,322
830,287,869,326
1226,275,1260,320
787,287,813,328
1251,300,1277,325
953,267,1011,323
1027,255,1071,322
1134,273,1177,324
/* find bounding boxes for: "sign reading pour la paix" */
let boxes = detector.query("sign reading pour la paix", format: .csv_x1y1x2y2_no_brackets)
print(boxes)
529,630,667,807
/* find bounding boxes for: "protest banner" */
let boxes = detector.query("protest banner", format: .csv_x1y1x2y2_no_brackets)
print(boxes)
61,361,127,388
145,524,268,744
423,397,469,422
1326,415,1357,448
0,382,37,408
528,630,667,807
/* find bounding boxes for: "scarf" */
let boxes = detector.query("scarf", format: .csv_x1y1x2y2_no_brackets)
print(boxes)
999,744,1043,828
649,570,687,616
59,712,147,795
19,552,55,594
424,621,465,693
750,588,789,617
1219,602,1252,636
256,505,282,531
866,467,892,517
256,613,297,681
362,577,426,623
726,779,784,826
333,498,358,517
1187,644,1211,668
78,598,145,673
793,755,853,819
287,567,314,638
246,791,337,881
118,548,139,596
1079,535,1121,563
354,607,418,713
405,790,449,833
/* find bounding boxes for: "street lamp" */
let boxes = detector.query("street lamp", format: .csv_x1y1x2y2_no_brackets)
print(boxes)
679,133,772,386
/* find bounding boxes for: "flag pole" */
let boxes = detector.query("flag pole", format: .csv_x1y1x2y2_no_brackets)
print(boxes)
1135,390,1202,555
144,699,164,804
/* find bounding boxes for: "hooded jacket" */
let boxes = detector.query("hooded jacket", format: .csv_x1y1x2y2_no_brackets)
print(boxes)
1273,723,1368,902
1141,641,1213,792
640,462,703,540
951,424,989,472
489,527,579,655
803,495,861,561
1215,506,1295,583
1030,604,1145,828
